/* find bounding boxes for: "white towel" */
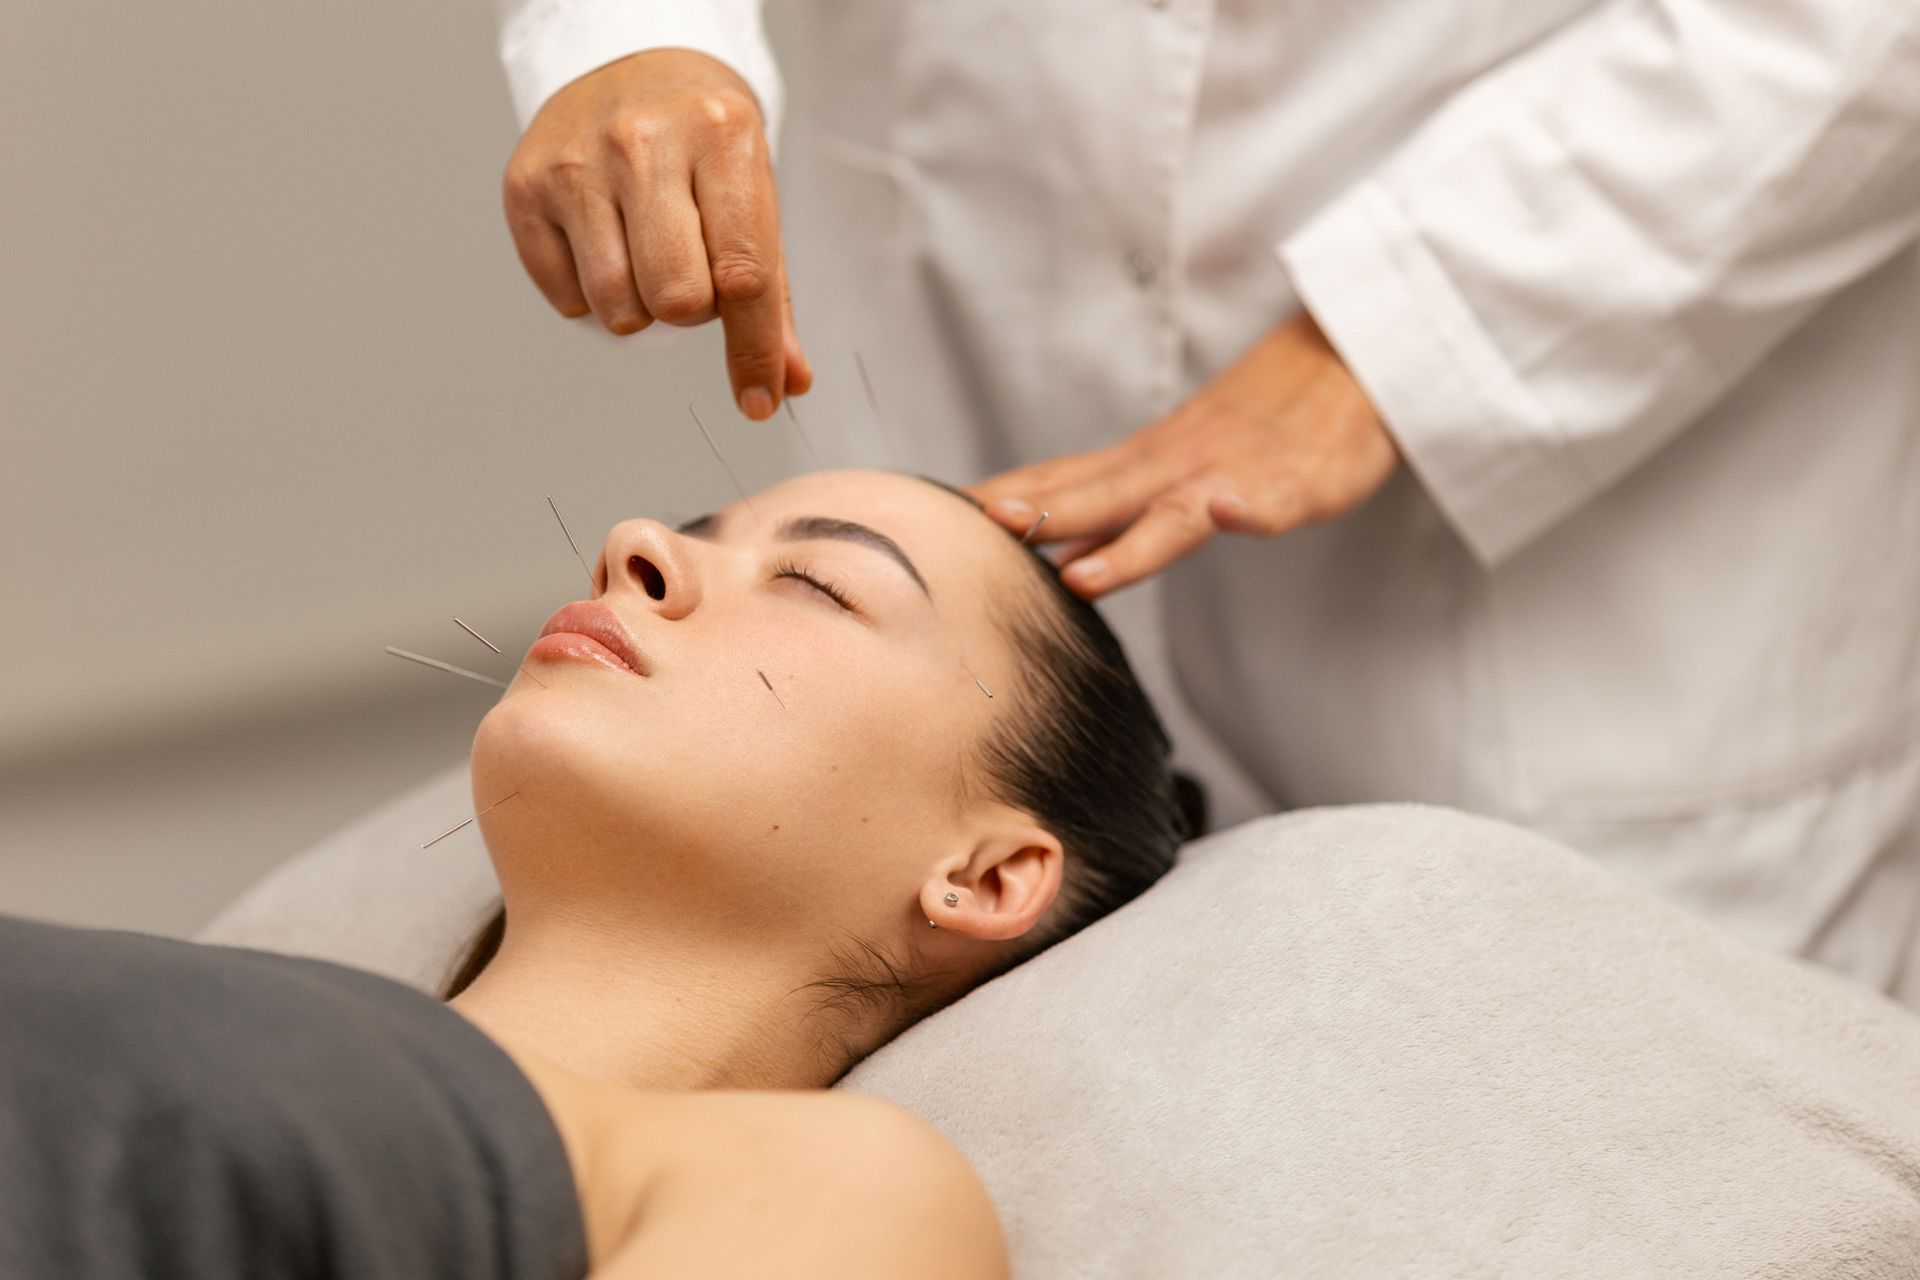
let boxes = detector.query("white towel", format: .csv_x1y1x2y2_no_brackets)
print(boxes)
845,803,1920,1277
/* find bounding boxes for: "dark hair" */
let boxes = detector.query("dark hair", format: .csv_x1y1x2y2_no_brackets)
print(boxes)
441,477,1206,1066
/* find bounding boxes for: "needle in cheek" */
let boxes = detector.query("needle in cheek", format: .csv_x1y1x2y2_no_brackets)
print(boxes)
758,668,786,710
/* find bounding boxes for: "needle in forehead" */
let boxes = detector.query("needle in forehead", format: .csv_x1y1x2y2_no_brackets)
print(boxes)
1020,511,1049,544
689,404,762,524
785,398,824,471
852,350,903,469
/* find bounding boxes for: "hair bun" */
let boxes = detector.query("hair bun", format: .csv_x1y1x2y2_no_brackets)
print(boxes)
1171,771,1210,842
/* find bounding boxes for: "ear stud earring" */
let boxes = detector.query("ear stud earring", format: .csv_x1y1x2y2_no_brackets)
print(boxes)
928,891,961,929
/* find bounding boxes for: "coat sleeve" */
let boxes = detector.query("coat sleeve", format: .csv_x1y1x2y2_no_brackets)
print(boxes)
493,0,782,144
1278,0,1920,566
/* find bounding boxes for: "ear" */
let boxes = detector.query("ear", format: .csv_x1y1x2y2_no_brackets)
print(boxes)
921,820,1064,942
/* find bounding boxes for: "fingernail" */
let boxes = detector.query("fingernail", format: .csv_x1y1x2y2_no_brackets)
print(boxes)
989,498,1033,521
1066,556,1107,583
740,386,773,419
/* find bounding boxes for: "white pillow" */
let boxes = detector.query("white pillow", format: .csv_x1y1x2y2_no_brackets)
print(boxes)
202,768,1920,1277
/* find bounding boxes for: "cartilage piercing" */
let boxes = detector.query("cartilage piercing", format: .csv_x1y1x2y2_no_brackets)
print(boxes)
944,892,959,905
386,646,508,690
453,618,545,687
758,668,786,710
852,350,903,469
785,399,824,471
1020,511,1049,544
421,790,520,849
689,404,762,523
546,495,596,591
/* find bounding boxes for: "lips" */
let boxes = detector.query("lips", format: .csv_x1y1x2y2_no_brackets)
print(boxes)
535,601,649,675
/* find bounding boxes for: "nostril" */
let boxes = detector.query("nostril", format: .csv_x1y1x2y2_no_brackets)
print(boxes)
630,554,666,601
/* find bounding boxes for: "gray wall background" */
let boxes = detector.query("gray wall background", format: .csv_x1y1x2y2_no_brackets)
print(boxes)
0,1,812,934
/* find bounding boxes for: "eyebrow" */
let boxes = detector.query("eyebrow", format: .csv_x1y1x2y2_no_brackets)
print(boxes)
674,510,931,598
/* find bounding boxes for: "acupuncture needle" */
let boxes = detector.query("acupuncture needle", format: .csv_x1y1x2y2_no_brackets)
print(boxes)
852,350,903,469
1019,511,1049,544
453,617,545,687
385,646,508,690
784,399,824,472
689,404,762,524
546,495,596,591
758,668,786,710
422,790,520,849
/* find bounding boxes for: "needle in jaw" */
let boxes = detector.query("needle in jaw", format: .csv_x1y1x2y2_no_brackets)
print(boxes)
421,790,520,849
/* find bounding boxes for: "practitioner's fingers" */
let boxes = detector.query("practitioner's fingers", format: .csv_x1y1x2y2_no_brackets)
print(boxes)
993,437,1192,547
965,442,1131,530
499,47,804,405
692,104,787,420
502,203,591,320
554,188,654,336
1056,476,1227,599
624,169,717,327
780,256,814,397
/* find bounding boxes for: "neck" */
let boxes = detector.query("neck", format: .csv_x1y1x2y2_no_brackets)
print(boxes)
448,903,860,1093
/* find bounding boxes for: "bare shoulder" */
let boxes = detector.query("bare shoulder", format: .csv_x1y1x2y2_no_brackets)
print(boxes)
601,1089,1010,1280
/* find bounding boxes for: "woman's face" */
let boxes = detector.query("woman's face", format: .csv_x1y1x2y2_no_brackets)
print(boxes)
471,468,1059,948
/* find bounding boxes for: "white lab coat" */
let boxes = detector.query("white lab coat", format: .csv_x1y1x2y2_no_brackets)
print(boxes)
496,1,1920,1000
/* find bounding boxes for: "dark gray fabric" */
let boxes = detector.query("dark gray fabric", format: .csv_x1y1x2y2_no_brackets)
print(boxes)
0,913,588,1280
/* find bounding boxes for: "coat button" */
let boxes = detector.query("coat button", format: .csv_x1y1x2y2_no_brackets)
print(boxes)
1127,251,1160,287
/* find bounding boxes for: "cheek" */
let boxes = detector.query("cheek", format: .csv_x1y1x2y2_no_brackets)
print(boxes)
471,618,966,864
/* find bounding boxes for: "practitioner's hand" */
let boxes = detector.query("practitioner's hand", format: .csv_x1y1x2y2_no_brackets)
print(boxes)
502,48,813,420
964,313,1400,599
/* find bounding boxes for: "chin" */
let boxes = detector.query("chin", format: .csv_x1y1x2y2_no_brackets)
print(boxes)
473,694,624,812
476,688,707,845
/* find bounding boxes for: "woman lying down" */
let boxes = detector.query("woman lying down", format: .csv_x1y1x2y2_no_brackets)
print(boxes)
0,468,1201,1279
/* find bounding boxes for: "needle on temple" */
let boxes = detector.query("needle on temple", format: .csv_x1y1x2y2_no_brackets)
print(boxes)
421,790,520,849
1020,511,1049,544
385,645,509,690
452,617,545,687
852,350,903,469
784,398,824,472
546,495,596,591
689,404,762,524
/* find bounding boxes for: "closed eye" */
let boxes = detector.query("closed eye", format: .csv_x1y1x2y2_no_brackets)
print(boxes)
770,556,859,613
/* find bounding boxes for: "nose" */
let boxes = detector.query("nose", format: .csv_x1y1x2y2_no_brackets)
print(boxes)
597,518,700,619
